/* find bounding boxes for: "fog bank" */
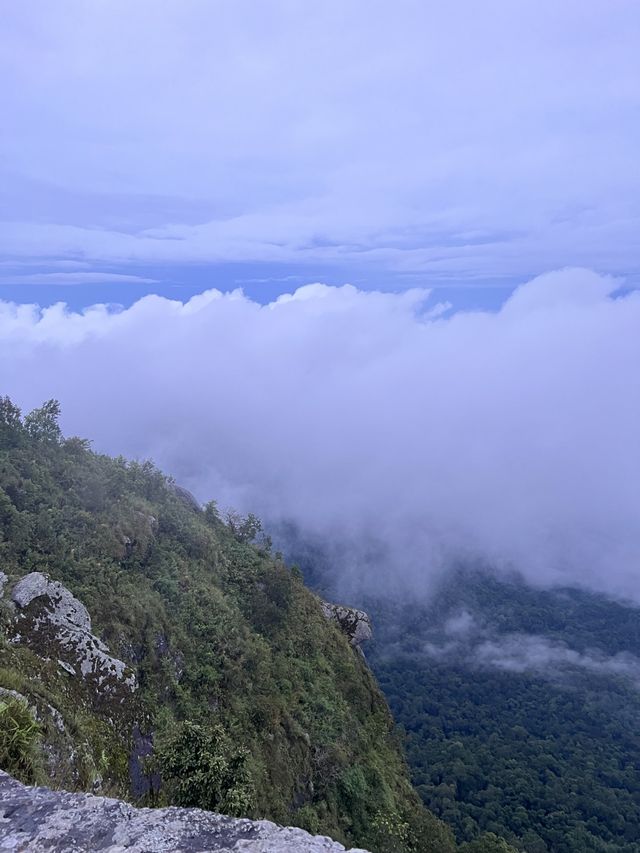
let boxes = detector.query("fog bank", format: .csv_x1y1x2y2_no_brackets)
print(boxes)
1,268,639,601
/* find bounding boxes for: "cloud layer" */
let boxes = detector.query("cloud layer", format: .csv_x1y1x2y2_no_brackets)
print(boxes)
2,268,639,601
2,1,640,281
417,610,640,687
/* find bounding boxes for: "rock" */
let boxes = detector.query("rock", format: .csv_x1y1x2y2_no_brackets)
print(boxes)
0,771,372,852
128,725,160,800
320,601,373,648
12,572,91,632
9,572,136,697
0,687,33,711
170,483,201,512
0,571,7,598
0,687,65,734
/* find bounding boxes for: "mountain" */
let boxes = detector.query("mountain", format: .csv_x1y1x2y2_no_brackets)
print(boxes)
0,397,455,853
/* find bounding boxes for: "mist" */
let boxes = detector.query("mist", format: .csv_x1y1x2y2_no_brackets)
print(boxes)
1,267,639,602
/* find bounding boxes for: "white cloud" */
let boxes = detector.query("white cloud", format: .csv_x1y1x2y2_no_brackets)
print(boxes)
0,272,157,285
473,635,640,684
1,2,639,278
1,267,639,602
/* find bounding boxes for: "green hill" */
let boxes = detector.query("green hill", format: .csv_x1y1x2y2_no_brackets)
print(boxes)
0,397,455,853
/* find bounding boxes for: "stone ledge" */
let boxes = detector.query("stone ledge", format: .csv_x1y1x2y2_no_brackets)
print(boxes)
0,771,371,852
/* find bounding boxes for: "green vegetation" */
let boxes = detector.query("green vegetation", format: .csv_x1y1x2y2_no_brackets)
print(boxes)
155,720,254,815
369,572,640,853
0,695,43,784
0,397,453,852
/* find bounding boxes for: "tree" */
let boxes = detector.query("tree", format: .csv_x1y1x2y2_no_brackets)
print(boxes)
24,400,62,444
156,721,254,816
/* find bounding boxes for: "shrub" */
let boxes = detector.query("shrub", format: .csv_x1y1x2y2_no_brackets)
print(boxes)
0,696,43,784
156,721,254,816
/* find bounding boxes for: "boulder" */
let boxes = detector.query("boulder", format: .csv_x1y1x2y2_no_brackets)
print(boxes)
170,483,201,512
0,771,371,852
320,601,373,649
9,572,136,696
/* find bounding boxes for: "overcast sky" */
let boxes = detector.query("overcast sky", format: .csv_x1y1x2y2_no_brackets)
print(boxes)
1,1,639,307
2,5,639,604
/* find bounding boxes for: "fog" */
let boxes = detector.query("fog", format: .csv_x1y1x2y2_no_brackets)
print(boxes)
415,610,640,687
1,267,639,602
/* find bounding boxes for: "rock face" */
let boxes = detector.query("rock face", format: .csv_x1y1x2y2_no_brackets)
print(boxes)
320,601,373,649
8,572,136,697
170,482,202,512
0,771,371,853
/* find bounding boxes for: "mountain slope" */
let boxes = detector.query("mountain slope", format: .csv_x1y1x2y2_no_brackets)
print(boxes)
0,398,454,853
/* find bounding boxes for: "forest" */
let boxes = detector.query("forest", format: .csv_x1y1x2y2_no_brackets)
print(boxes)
368,572,640,852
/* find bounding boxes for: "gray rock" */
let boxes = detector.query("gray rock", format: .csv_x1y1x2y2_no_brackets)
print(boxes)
0,687,32,711
170,483,202,512
320,601,373,648
0,771,371,852
0,687,65,733
12,572,91,632
9,572,136,695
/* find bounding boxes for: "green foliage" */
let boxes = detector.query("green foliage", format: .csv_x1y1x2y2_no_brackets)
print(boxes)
156,721,254,816
459,833,520,853
23,399,62,444
0,399,449,852
225,510,263,543
0,696,43,784
370,571,640,853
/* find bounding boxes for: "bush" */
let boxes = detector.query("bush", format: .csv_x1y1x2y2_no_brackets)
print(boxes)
0,696,43,784
156,721,254,816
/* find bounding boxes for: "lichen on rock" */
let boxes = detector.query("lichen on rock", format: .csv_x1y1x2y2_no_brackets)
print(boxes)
0,771,372,852
320,600,373,649
8,572,137,697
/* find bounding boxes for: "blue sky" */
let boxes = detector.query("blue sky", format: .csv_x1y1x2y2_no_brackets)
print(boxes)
2,1,639,311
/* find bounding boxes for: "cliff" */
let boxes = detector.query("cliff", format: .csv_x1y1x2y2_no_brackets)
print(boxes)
0,398,454,853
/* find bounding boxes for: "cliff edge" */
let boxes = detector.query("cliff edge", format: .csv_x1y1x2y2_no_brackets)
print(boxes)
0,770,370,852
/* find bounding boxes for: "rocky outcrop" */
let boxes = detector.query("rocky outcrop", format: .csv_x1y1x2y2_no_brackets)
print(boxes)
0,771,371,852
8,572,136,698
320,601,372,649
170,482,202,512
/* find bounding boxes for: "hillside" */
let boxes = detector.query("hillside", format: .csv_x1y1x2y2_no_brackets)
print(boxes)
0,397,455,853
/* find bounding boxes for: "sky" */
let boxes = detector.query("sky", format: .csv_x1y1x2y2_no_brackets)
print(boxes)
2,3,639,604
1,1,640,309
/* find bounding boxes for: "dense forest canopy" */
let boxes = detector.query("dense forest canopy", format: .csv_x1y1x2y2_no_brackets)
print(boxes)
367,573,640,853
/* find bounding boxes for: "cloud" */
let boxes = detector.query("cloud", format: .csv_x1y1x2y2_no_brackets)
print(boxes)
417,624,640,687
0,272,157,286
1,2,640,279
1,268,639,602
471,635,640,683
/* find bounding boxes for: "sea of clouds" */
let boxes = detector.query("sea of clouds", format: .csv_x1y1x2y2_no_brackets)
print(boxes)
1,268,639,602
